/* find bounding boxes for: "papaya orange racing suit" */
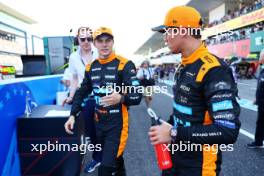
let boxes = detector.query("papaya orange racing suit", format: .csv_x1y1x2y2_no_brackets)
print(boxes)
70,53,142,175
163,44,241,176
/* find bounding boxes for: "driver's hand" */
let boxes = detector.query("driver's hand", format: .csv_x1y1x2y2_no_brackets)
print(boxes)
64,115,75,134
100,93,122,107
62,97,73,106
148,122,172,145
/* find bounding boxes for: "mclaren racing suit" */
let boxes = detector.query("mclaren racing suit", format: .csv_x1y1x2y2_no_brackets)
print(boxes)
163,44,241,176
70,53,142,175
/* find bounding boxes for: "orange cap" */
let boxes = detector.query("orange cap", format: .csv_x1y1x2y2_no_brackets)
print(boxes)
93,27,113,40
152,6,202,32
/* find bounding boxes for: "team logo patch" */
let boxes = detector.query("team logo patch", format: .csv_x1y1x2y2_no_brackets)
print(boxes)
212,100,233,112
173,102,192,115
215,120,236,129
132,80,140,86
109,109,120,114
92,68,101,71
91,76,100,80
186,72,195,77
105,75,116,79
214,81,231,90
106,67,116,70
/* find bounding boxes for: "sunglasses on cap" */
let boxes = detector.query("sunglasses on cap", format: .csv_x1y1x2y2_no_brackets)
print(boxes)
79,37,93,43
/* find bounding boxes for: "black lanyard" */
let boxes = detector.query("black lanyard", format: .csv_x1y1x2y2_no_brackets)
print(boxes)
80,57,86,67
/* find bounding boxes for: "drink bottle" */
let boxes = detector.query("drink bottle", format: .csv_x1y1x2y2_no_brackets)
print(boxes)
148,108,173,170
25,91,32,117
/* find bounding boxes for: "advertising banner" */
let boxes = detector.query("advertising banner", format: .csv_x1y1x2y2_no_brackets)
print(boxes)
208,39,250,58
250,31,264,52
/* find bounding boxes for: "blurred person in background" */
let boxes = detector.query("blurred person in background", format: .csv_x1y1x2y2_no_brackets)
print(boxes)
137,60,155,108
168,65,176,81
248,49,264,148
159,65,165,81
154,65,161,81
63,27,102,173
165,65,170,80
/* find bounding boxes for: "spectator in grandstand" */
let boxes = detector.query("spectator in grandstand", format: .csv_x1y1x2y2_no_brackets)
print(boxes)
233,30,240,40
255,22,264,31
227,9,232,20
240,2,247,14
234,8,240,18
208,1,263,28
248,49,264,148
246,2,254,13
245,27,252,38
255,0,262,10
207,20,264,45
240,30,246,40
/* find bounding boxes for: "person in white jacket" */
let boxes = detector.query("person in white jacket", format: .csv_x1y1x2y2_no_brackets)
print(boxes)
63,28,98,104
63,27,101,173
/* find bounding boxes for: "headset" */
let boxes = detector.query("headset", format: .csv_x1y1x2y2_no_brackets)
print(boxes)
74,36,79,46
74,28,80,46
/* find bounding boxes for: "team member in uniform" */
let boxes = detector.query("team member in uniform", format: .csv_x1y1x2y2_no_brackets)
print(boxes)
149,6,241,176
65,27,142,176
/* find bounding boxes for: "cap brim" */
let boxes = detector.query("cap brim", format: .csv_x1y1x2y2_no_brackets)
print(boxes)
94,33,113,40
151,25,166,33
